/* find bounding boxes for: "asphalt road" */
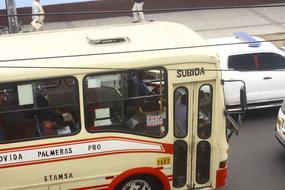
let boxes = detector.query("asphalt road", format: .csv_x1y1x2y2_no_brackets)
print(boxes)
221,107,285,190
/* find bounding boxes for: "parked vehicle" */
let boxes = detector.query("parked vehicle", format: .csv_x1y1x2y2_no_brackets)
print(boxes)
275,99,285,147
208,32,285,111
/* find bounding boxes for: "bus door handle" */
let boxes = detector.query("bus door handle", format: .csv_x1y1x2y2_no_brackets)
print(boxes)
263,76,272,80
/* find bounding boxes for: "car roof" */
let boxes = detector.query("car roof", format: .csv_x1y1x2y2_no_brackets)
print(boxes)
207,35,280,56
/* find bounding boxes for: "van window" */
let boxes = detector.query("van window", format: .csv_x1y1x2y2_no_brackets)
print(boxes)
84,69,167,138
0,77,80,143
258,53,285,70
228,53,285,71
228,54,256,70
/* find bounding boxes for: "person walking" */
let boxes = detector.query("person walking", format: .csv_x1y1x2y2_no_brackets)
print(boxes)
132,0,145,23
31,0,45,31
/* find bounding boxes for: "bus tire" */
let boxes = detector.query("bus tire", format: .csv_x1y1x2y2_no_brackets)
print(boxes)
115,174,163,190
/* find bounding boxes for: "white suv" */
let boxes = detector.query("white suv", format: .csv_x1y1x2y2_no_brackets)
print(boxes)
208,32,285,110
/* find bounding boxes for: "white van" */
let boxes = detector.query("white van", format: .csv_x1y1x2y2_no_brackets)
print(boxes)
208,32,285,111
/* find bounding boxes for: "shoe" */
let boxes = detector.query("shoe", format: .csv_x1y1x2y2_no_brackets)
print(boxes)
132,21,139,23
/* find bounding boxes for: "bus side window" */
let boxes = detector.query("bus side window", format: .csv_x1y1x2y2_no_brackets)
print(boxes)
174,87,188,138
198,85,213,139
0,77,80,143
84,69,167,138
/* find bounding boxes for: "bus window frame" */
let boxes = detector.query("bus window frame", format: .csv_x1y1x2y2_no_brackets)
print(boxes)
173,86,189,138
83,67,169,139
0,76,81,144
197,84,213,140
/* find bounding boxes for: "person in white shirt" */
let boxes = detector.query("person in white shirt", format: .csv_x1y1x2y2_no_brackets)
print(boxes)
132,0,145,23
31,0,45,31
175,94,188,137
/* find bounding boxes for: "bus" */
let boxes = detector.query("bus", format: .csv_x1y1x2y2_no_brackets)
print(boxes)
0,21,245,190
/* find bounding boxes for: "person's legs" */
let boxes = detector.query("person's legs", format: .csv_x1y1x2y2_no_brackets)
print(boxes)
132,3,139,22
137,2,145,21
39,22,44,31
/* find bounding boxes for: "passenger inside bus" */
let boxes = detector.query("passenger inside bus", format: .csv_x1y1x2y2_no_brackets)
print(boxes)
34,89,77,136
198,87,212,138
128,70,162,112
175,93,188,137
125,70,164,135
85,69,166,137
0,77,79,143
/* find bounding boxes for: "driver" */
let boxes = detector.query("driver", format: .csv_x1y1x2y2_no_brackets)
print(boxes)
132,70,151,97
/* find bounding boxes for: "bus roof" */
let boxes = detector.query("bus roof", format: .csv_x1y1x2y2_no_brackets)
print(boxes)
0,21,218,81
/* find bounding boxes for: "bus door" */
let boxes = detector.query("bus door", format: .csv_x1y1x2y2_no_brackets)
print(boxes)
172,81,214,189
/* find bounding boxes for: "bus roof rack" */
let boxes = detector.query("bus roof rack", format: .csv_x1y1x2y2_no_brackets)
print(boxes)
234,32,261,48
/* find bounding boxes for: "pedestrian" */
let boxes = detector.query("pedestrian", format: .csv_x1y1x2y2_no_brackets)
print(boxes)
31,0,45,31
132,0,145,23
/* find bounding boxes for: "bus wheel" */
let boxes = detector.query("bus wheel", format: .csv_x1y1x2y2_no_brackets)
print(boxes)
115,175,163,190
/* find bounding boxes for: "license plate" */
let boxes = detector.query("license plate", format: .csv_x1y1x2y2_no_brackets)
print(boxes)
156,157,171,166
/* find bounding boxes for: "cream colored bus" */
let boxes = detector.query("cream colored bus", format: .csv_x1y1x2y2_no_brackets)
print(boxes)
0,22,244,190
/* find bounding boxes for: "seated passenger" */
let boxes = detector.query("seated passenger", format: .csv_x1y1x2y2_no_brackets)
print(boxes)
129,71,161,112
57,112,77,135
35,94,76,136
38,112,77,136
132,71,151,97
175,94,188,137
33,93,55,136
41,113,57,136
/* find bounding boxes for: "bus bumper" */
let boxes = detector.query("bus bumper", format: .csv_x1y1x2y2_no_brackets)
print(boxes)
215,167,227,189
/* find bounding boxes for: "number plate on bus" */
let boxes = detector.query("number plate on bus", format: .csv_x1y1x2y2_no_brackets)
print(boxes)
156,157,171,166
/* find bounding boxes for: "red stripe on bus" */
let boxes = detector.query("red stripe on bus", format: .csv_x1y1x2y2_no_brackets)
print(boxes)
167,175,173,181
0,136,172,153
105,176,115,180
161,143,173,154
0,149,170,169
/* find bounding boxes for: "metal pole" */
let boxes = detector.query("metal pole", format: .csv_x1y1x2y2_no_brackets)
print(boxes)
5,0,19,34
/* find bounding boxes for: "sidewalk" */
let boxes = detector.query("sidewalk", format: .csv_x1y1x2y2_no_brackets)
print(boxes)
21,6,285,40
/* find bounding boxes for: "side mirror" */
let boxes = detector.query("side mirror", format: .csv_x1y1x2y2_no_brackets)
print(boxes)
222,80,248,140
240,86,247,112
225,112,240,140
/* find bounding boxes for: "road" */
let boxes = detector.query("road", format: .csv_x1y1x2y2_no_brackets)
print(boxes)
221,107,285,190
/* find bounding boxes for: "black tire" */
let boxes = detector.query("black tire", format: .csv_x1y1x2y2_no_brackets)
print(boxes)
115,174,163,190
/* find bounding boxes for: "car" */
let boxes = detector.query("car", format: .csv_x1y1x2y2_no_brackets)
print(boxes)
208,32,285,111
275,99,285,147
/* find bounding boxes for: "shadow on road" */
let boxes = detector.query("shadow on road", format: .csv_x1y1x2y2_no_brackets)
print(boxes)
243,107,280,121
